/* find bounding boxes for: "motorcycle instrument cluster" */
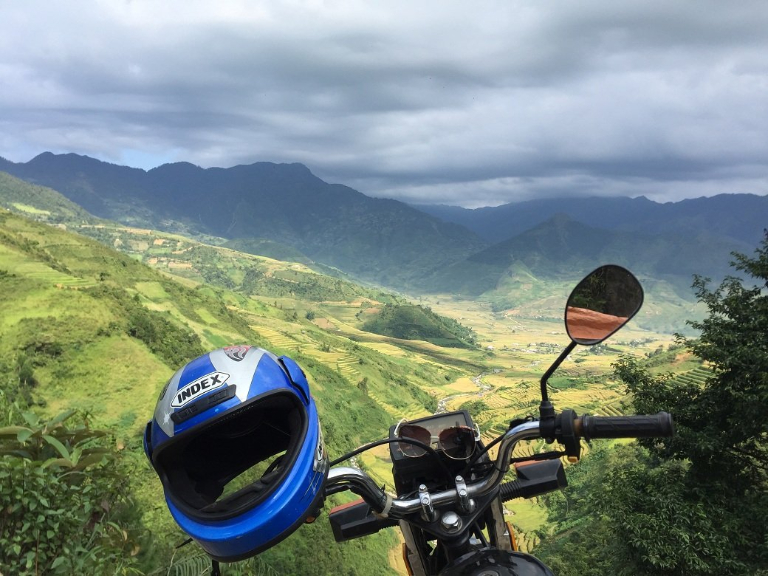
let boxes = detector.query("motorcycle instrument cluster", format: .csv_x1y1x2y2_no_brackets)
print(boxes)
389,411,482,495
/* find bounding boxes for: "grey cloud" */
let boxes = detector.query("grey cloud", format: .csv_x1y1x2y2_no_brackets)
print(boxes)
1,1,768,206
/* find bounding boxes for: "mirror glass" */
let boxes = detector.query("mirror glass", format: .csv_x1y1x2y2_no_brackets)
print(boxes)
565,265,643,345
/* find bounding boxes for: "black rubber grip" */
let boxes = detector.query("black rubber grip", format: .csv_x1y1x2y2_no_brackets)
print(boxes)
581,412,674,439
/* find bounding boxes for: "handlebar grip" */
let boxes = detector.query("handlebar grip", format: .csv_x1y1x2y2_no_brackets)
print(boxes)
580,412,674,439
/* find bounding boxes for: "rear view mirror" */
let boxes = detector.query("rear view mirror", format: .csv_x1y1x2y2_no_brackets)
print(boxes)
565,265,643,345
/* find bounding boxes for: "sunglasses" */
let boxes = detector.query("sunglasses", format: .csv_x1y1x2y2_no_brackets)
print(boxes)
395,421,477,460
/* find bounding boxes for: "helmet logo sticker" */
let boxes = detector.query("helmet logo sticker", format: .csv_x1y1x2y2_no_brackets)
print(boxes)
171,372,230,408
223,345,251,362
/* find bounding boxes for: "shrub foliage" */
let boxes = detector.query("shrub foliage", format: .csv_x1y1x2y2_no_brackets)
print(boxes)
0,392,139,575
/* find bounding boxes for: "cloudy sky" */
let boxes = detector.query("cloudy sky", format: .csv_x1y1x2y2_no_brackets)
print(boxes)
2,1,768,207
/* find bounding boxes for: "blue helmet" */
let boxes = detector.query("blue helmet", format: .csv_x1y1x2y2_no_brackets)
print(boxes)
143,346,327,561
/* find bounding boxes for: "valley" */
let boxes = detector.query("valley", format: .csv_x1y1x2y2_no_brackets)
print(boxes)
57,217,691,563
0,173,719,574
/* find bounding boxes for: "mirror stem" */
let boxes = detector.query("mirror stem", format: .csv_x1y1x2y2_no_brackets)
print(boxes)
539,341,577,405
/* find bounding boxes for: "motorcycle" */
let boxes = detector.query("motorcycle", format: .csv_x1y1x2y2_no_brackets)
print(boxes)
320,264,674,576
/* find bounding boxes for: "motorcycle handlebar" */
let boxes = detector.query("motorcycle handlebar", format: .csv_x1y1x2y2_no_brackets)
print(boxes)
325,411,674,518
576,412,674,439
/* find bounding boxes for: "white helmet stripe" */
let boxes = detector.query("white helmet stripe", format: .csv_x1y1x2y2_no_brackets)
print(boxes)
209,347,267,403
156,367,184,438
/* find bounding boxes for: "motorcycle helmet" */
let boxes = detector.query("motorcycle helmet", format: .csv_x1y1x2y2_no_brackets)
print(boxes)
144,346,327,562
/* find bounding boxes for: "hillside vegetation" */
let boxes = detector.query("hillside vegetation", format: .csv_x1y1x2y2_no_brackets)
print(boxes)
0,171,97,224
0,209,433,574
362,303,478,348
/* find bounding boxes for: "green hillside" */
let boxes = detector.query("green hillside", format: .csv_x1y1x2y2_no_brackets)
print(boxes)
362,303,478,348
0,205,509,573
0,171,96,224
0,209,427,574
1,172,737,574
224,236,314,264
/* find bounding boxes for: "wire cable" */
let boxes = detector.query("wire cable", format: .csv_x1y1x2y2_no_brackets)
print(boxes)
329,437,454,482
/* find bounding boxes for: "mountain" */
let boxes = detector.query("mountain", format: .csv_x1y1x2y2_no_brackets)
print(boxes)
420,214,752,301
473,213,749,278
0,171,97,223
0,153,486,289
4,152,763,300
415,194,768,246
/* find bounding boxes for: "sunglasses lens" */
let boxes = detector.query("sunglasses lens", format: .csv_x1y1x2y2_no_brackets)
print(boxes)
398,424,430,457
438,426,475,460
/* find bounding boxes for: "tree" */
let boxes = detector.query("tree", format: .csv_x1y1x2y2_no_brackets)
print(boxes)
618,232,768,486
539,233,768,575
609,233,768,575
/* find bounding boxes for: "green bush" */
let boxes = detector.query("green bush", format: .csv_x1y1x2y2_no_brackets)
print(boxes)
86,284,205,368
0,394,140,575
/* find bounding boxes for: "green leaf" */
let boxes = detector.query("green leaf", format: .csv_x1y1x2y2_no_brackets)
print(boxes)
46,409,76,429
42,435,70,459
80,447,110,456
72,452,109,470
16,427,34,443
0,425,32,438
21,411,39,426
41,457,74,469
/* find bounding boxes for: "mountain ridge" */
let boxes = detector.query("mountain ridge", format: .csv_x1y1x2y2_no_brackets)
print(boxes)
414,193,768,246
0,153,486,290
419,213,752,301
2,152,764,297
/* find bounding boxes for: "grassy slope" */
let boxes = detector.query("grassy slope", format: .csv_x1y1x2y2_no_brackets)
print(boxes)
0,171,96,223
0,209,405,574
0,208,501,574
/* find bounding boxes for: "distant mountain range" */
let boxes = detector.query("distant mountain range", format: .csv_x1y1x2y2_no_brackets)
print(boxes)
0,153,484,289
1,153,765,298
420,213,753,297
415,194,767,247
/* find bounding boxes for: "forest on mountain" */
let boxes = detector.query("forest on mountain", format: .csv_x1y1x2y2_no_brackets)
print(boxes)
2,154,765,296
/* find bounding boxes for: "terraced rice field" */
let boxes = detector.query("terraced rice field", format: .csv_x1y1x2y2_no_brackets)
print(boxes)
116,236,676,572
366,390,431,421
673,365,710,386
258,326,301,351
0,244,94,287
